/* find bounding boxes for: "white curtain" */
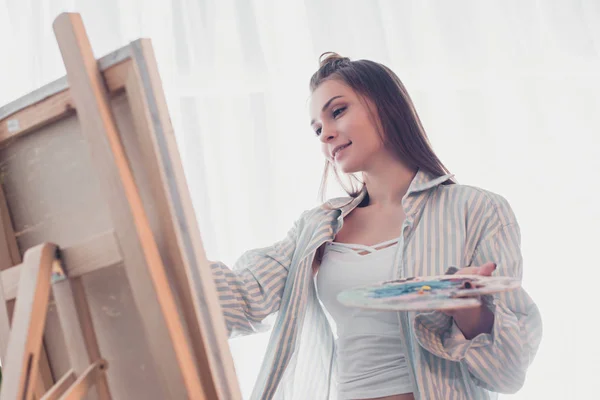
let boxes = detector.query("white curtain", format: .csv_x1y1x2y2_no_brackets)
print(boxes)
1,1,598,398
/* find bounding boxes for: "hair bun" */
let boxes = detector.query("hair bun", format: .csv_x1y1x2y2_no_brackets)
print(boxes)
309,52,352,91
318,52,351,68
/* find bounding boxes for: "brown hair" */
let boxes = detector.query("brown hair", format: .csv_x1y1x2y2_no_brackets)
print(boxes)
310,52,454,202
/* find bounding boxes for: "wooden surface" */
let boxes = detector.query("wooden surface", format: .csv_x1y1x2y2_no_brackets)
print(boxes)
0,115,113,251
127,40,241,400
0,95,176,399
0,184,15,359
0,90,75,147
52,281,96,398
0,243,56,400
0,18,131,142
59,360,107,400
2,231,122,301
53,12,201,399
0,178,54,398
40,371,76,400
0,62,165,400
52,277,111,399
0,59,131,149
0,11,241,399
0,184,21,268
0,43,131,121
0,273,10,361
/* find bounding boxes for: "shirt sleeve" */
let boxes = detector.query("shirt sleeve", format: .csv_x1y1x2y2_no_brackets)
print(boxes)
413,220,543,394
209,212,305,338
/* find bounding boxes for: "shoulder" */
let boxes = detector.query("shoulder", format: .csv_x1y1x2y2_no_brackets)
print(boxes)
437,183,517,226
321,195,355,210
291,196,351,227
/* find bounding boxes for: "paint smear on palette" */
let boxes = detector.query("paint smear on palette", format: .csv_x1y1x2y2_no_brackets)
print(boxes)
337,274,521,312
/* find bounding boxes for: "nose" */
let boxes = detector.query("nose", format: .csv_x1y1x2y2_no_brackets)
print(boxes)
318,124,337,143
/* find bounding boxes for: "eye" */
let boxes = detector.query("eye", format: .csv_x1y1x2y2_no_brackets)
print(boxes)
332,106,346,118
314,126,322,136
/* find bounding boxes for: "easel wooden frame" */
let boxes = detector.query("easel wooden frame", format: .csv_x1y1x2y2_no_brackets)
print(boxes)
0,13,241,400
0,243,110,400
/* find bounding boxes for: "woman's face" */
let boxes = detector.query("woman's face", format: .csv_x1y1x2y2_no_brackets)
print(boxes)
309,79,386,174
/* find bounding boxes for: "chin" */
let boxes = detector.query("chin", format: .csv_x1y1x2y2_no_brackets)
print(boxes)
337,162,362,175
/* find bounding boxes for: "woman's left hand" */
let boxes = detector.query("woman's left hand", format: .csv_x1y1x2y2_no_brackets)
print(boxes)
444,262,497,339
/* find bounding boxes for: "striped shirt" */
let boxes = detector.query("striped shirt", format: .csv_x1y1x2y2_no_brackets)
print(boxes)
211,169,543,400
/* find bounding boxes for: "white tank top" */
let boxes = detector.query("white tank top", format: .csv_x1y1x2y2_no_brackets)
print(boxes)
315,238,414,400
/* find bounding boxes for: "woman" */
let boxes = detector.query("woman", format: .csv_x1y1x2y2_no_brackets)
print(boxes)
211,53,542,400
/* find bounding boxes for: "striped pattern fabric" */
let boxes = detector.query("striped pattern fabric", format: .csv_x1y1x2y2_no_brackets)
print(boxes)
211,170,542,400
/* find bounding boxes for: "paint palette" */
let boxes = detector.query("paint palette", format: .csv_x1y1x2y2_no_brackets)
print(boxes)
337,275,521,312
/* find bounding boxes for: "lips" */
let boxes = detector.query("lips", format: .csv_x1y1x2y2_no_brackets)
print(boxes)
332,142,352,159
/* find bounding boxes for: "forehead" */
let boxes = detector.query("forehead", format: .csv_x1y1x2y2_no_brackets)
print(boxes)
309,79,356,118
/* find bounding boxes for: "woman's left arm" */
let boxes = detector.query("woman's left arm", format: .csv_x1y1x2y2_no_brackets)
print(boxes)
413,205,543,394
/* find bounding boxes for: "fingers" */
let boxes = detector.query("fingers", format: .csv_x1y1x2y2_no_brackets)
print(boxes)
441,262,496,316
446,262,497,276
453,266,481,275
444,266,459,275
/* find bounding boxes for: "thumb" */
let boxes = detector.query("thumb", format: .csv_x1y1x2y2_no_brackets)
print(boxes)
477,262,497,276
449,262,497,276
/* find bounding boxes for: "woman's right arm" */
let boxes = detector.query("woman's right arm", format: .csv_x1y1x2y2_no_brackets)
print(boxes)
209,212,305,338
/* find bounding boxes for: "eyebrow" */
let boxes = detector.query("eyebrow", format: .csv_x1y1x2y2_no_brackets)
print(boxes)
310,95,344,126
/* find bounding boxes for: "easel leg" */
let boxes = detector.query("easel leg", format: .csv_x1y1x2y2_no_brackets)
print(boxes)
34,352,54,399
40,371,76,400
0,172,55,399
0,270,12,361
0,244,57,400
52,276,111,399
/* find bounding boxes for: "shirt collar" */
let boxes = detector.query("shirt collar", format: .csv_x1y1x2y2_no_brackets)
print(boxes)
326,169,455,218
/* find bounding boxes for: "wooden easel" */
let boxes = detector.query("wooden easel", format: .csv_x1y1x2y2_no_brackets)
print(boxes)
0,243,110,400
0,13,241,400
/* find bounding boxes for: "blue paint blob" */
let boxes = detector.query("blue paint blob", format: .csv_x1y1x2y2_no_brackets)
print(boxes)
368,278,470,299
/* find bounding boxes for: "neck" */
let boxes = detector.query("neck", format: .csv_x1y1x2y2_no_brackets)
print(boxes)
362,161,417,207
